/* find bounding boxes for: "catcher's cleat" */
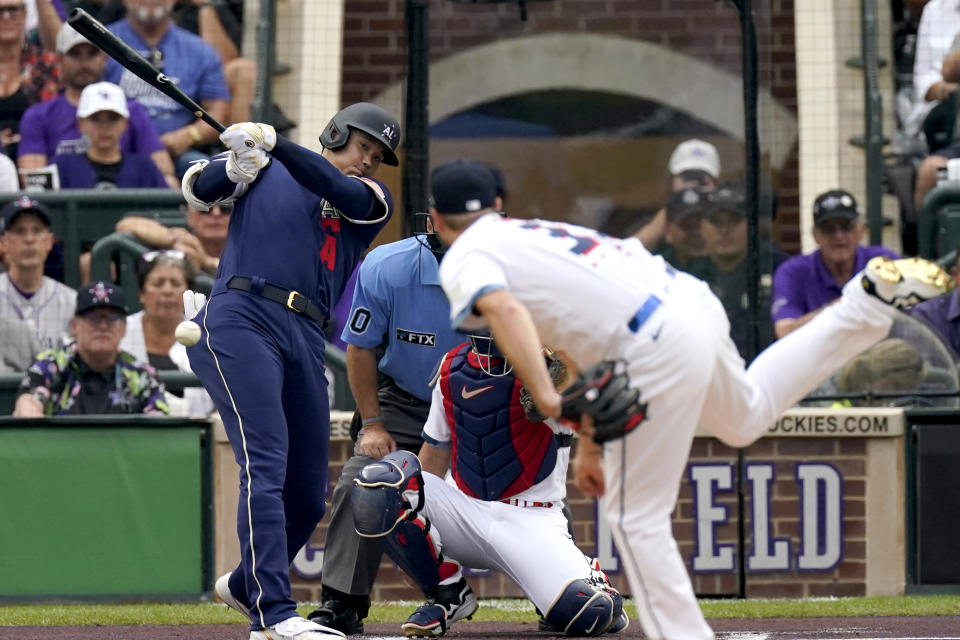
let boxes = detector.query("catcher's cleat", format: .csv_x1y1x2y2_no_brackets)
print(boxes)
401,577,478,637
249,615,345,640
861,256,953,309
215,571,250,618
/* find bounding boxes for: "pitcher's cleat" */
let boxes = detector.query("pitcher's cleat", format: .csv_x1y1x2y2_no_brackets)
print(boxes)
215,571,250,618
401,577,478,637
250,616,346,640
861,256,953,309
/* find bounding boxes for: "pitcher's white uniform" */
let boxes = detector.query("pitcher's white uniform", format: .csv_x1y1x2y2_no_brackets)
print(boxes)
438,213,896,640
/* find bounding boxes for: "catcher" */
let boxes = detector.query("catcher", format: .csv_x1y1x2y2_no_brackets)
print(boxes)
351,334,629,638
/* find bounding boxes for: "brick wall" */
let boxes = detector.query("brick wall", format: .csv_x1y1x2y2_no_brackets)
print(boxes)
289,431,874,603
339,0,802,251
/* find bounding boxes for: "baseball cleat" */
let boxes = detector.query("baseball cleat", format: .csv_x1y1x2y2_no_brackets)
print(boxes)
306,594,366,636
249,615,346,640
215,571,249,618
401,577,478,637
861,256,953,309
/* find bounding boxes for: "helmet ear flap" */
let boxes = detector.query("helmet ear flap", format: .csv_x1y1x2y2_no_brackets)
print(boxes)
320,119,349,152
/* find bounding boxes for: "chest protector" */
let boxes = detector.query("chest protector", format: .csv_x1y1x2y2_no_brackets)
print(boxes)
438,343,558,501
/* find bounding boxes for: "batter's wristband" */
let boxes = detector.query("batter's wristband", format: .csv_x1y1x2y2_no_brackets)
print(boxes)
361,416,384,426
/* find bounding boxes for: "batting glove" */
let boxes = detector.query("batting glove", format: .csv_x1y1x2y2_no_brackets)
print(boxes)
183,290,207,320
220,122,277,153
224,149,265,184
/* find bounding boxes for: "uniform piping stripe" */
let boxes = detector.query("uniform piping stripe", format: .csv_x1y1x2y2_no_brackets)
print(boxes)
616,437,665,639
202,300,267,629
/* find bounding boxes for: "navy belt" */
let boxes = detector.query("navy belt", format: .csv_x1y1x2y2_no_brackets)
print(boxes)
628,295,662,333
227,276,329,330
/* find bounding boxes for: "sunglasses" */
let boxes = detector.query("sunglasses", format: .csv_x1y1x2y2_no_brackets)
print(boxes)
0,5,25,18
142,249,186,263
202,202,234,215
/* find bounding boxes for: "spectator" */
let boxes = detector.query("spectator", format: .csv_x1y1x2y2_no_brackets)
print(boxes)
0,149,16,189
172,0,252,125
115,200,230,276
632,138,720,253
911,0,960,209
835,338,928,406
0,196,76,349
104,0,230,177
118,249,213,416
28,0,68,51
12,280,169,416
0,315,40,372
18,24,176,187
0,0,61,160
697,185,788,359
52,81,168,188
909,246,960,355
657,187,712,274
771,190,899,338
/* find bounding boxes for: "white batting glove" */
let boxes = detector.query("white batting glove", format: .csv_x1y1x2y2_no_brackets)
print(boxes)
219,122,276,153
183,289,207,320
224,149,265,184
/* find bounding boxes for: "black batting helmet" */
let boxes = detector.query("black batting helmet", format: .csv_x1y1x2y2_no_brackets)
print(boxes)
319,102,401,166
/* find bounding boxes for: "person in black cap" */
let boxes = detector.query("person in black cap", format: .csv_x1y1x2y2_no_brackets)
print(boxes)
0,196,77,350
771,189,901,338
697,185,788,358
12,280,168,417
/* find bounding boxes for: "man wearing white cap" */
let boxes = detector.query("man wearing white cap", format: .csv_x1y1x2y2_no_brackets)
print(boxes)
52,81,168,189
17,24,177,187
632,138,721,269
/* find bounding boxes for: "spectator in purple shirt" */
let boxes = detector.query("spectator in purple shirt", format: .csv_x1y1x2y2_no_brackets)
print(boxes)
18,24,177,186
52,81,168,188
909,248,960,357
771,189,899,338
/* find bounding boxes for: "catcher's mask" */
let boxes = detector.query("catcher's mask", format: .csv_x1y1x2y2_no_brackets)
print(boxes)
468,333,513,377
413,211,444,254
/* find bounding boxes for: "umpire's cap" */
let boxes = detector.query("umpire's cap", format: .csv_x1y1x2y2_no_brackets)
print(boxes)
319,102,401,166
430,159,498,215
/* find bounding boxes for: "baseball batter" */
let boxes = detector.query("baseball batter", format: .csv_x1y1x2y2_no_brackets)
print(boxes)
181,105,401,640
425,159,950,640
352,335,628,638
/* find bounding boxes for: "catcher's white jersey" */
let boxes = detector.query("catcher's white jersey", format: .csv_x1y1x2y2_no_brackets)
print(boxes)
0,273,76,351
439,214,673,370
422,380,573,504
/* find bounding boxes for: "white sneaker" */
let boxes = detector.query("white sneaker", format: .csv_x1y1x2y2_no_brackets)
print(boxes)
861,256,954,309
250,616,346,640
215,571,250,618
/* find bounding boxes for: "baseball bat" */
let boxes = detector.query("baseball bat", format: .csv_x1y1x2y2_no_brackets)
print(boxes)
67,8,225,133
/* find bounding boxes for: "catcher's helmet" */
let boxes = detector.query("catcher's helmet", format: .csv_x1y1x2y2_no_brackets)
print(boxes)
319,102,401,166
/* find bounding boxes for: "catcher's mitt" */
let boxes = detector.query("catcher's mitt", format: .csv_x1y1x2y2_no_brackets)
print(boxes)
519,353,568,422
561,360,647,444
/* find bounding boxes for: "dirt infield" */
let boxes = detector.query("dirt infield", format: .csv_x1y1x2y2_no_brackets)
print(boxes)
3,617,960,639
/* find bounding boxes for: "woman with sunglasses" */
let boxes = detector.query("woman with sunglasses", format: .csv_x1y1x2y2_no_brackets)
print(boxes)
118,249,213,417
